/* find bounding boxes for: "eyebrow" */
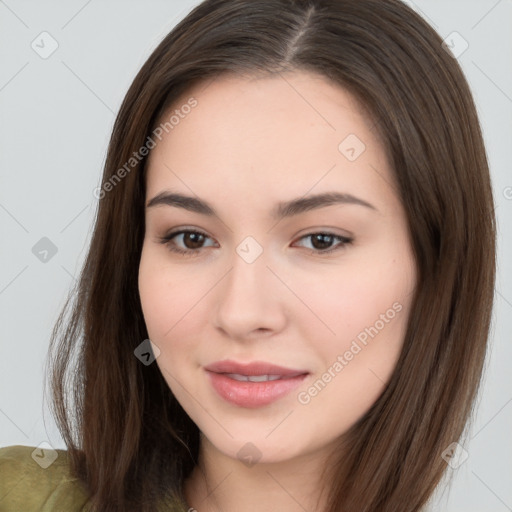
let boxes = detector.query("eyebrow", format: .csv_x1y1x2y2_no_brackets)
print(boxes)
146,190,377,218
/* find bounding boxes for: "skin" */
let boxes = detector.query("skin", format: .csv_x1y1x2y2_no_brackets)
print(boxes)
138,71,417,512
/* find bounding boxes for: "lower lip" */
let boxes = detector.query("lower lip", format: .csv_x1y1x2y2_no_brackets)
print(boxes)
206,371,308,408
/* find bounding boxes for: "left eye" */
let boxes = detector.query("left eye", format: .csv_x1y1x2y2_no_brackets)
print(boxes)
159,230,353,256
293,232,353,253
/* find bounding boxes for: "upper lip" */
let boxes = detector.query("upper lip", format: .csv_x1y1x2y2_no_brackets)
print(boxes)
204,360,309,377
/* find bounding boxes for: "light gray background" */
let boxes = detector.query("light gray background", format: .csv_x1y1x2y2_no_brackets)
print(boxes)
0,1,511,510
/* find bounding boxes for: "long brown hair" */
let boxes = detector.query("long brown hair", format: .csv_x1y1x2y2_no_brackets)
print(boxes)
45,0,496,510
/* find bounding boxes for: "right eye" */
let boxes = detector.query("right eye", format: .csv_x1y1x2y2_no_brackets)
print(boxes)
159,229,217,257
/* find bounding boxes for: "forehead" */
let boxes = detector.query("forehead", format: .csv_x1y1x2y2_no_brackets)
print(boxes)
145,71,395,210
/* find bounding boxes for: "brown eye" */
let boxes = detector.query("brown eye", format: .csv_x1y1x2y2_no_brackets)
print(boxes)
160,229,216,256
294,232,353,254
181,231,206,249
310,234,335,250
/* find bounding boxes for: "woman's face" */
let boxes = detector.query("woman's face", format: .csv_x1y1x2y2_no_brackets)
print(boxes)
138,71,416,465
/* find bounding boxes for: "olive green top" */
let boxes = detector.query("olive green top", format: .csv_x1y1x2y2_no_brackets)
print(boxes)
0,445,187,511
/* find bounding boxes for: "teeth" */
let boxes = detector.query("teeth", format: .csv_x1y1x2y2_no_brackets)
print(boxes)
226,373,249,382
225,373,282,382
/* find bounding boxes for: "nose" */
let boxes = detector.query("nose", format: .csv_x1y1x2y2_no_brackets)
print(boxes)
213,244,288,341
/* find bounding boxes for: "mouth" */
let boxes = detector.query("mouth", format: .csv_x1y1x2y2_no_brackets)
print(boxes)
223,373,285,382
204,360,309,408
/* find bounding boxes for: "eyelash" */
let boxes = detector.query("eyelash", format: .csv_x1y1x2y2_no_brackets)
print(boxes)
158,229,353,258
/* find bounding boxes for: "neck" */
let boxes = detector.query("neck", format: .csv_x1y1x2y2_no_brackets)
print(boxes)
183,435,335,512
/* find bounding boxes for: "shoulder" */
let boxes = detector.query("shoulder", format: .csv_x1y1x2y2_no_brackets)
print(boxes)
0,444,91,511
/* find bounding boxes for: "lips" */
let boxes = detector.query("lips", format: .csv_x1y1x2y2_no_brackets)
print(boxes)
204,360,309,408
204,360,307,377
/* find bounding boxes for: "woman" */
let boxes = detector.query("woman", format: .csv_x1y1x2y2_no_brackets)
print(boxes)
0,0,496,510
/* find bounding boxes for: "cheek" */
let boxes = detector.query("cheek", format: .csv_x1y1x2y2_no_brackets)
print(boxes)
293,253,415,427
139,249,204,340
294,266,411,431
297,259,412,357
138,267,174,342
138,256,196,397
138,250,217,387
